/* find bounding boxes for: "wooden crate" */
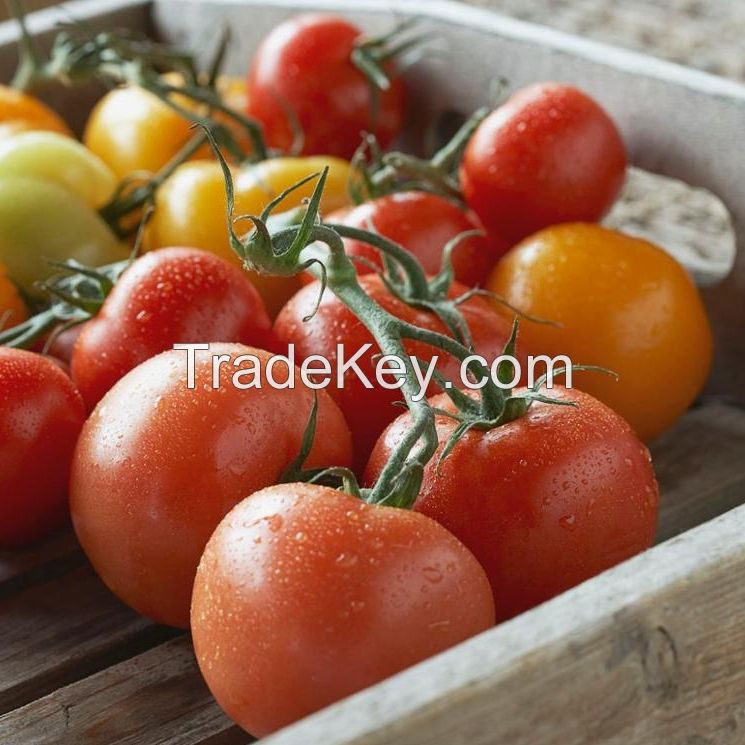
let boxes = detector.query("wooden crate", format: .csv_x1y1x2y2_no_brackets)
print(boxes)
2,1,745,743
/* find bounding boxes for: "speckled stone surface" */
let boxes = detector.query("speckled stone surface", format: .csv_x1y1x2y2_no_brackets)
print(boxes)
462,0,745,82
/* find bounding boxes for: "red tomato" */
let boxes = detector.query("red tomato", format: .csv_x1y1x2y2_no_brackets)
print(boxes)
460,83,627,242
47,323,86,367
192,482,495,736
70,344,352,628
274,273,522,471
322,192,508,286
0,349,86,547
366,386,659,621
246,14,406,158
71,248,273,409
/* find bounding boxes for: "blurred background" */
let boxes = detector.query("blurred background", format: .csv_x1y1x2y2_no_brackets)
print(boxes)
2,0,745,82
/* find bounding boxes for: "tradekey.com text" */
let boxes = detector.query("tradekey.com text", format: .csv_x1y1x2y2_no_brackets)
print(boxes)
173,343,577,402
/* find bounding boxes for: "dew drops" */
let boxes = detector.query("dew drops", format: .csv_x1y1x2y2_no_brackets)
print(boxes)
422,566,444,584
336,552,358,568
559,514,576,531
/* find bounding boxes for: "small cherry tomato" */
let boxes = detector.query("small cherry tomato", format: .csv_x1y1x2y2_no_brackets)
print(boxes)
0,131,116,208
0,348,86,548
461,83,627,242
192,482,495,736
71,344,352,628
314,192,508,287
246,14,406,158
0,263,27,330
487,223,713,440
83,75,249,179
274,273,524,471
146,156,352,315
0,86,73,141
366,386,659,621
71,247,273,409
0,176,128,294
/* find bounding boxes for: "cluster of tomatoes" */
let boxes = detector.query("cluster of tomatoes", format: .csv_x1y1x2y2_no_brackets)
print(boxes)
0,11,714,737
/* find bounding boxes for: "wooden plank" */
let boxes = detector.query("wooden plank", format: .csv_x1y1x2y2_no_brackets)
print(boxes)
653,400,745,542
0,565,175,715
0,638,250,745
261,501,745,745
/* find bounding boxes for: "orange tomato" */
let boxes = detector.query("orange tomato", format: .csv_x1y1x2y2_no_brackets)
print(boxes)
0,263,28,331
83,75,250,179
487,223,713,441
0,86,73,141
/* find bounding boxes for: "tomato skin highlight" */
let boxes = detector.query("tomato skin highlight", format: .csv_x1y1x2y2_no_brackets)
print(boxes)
366,387,658,621
191,482,495,736
71,247,273,409
487,223,713,440
70,344,352,628
461,83,627,243
274,273,523,472
246,14,406,158
324,192,508,287
0,349,86,548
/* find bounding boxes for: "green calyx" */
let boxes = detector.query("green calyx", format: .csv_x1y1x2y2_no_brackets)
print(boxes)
349,107,489,204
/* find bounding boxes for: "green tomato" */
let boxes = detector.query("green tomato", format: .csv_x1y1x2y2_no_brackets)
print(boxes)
0,176,128,293
0,132,117,208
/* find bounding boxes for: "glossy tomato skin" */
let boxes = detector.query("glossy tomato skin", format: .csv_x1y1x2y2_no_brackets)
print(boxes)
275,273,521,471
366,387,659,621
461,83,627,243
147,156,352,316
0,349,86,547
0,263,27,330
487,223,713,441
325,192,508,286
70,345,352,628
71,248,273,410
192,483,495,736
246,14,406,158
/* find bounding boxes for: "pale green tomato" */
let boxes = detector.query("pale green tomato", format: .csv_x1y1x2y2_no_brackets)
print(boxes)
0,132,117,208
0,176,128,293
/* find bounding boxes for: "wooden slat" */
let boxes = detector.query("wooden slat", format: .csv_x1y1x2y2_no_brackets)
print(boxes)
653,399,745,541
0,638,249,745
0,565,175,715
261,501,745,745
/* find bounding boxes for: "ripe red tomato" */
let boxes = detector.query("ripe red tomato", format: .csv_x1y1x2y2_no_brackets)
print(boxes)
0,348,86,548
70,344,352,628
246,14,406,158
460,83,627,242
322,192,508,286
274,273,522,471
71,248,273,410
192,482,495,736
366,386,659,621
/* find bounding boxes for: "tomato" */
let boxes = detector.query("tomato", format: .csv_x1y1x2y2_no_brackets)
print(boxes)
246,14,406,158
487,223,713,440
0,86,73,141
317,192,508,287
0,263,27,330
70,247,273,409
274,273,523,471
0,348,86,548
0,177,128,294
83,75,249,180
146,155,352,315
461,83,627,243
191,482,494,736
0,131,116,208
70,344,352,628
366,386,659,621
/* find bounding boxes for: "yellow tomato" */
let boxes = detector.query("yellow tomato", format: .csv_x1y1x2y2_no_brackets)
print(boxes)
147,156,352,315
487,223,713,441
0,86,73,140
0,131,117,208
0,263,27,331
83,75,251,180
